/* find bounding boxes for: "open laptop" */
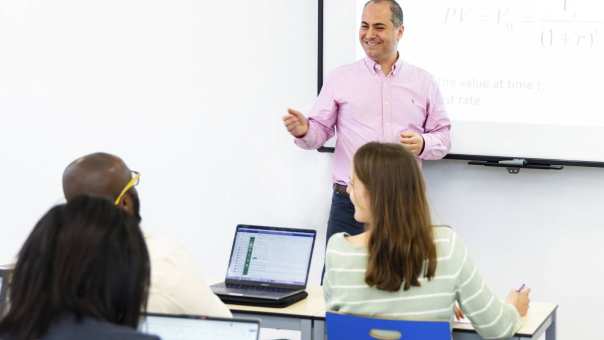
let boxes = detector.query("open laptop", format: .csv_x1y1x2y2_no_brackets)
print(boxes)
212,224,316,307
141,313,259,340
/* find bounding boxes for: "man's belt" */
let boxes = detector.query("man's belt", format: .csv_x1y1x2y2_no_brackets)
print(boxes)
333,183,348,196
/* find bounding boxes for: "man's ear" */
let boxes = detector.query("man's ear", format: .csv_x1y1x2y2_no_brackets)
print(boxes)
397,25,405,41
119,192,134,215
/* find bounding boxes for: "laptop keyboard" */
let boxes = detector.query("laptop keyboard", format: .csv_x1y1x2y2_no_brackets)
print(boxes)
227,284,293,293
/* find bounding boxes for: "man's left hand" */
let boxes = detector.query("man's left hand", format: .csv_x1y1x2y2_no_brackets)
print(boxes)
400,131,424,156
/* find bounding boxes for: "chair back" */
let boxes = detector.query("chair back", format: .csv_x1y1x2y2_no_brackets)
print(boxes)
326,312,451,340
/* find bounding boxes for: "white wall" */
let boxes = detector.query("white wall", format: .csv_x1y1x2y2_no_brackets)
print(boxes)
0,0,331,283
183,0,330,284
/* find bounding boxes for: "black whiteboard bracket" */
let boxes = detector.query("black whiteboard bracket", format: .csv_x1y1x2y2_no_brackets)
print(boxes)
317,148,602,170
468,158,564,174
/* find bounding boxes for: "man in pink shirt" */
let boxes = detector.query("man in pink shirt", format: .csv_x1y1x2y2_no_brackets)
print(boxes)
282,0,451,242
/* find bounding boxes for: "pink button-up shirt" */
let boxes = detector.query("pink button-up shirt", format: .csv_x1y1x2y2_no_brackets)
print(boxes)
295,57,452,185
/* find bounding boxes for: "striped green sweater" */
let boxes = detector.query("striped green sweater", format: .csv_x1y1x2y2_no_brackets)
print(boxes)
323,226,522,339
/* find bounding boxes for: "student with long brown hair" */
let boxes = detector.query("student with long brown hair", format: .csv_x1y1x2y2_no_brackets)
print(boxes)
323,142,530,339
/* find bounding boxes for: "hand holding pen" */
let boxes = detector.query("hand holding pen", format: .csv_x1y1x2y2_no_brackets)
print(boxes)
506,283,531,317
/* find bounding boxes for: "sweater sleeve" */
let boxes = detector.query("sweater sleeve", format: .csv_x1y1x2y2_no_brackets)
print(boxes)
452,232,523,339
323,236,336,308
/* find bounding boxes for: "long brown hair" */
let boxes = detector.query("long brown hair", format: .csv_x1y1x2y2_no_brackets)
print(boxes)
353,142,436,292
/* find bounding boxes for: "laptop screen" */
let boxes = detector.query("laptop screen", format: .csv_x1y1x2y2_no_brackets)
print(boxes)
226,225,316,286
141,314,259,340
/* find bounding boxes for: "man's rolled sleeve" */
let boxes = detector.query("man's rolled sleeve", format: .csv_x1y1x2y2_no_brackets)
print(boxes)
293,74,339,150
419,80,451,160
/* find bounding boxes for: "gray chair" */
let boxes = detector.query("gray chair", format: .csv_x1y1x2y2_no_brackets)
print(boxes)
0,268,11,317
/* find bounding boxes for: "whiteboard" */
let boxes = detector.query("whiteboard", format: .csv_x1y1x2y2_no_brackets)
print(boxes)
323,0,604,163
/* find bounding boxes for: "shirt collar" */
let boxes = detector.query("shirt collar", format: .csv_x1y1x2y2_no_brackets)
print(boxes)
364,52,403,76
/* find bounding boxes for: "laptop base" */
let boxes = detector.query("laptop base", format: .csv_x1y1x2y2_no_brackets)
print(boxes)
217,290,308,308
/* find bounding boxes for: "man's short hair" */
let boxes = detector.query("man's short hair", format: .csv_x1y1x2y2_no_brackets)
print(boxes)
365,0,404,27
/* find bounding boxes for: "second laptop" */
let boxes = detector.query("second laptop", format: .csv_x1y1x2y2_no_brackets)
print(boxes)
212,224,316,307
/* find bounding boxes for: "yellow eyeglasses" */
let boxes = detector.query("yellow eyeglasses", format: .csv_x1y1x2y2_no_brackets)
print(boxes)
114,171,140,205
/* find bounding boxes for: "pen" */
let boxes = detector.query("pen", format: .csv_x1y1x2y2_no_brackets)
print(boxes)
516,283,526,292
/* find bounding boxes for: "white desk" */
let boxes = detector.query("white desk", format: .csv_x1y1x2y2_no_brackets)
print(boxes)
229,286,557,340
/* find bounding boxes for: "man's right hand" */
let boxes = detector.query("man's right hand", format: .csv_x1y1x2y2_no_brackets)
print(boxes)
505,287,531,317
282,108,309,138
